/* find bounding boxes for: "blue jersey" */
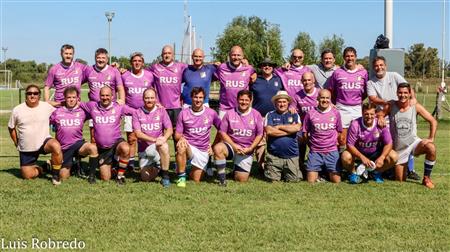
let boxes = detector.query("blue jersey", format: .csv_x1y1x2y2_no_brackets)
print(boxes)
182,64,217,105
264,111,300,158
250,75,283,117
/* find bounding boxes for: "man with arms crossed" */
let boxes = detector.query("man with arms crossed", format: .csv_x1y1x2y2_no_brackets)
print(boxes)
133,88,173,187
122,52,154,171
378,83,437,188
50,87,98,183
44,44,86,107
8,84,63,185
175,87,221,187
213,90,264,185
302,89,342,184
341,103,397,184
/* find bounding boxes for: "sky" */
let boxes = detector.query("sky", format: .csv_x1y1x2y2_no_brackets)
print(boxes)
0,0,449,65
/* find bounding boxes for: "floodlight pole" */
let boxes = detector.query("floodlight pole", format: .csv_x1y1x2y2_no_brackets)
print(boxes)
2,47,7,86
385,0,393,48
105,11,115,64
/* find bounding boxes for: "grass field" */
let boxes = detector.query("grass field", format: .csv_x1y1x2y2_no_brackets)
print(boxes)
0,89,449,251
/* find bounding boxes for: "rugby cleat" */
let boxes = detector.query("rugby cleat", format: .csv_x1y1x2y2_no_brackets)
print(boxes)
372,171,384,184
52,174,61,186
161,178,171,188
348,173,361,184
407,170,421,181
116,175,126,185
88,175,96,184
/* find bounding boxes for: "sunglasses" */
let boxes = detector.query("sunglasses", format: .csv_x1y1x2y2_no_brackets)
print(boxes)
292,56,303,59
26,91,40,96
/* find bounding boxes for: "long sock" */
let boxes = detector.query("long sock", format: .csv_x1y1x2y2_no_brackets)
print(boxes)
118,159,128,177
408,154,415,172
128,157,135,168
161,170,169,180
89,156,98,177
215,159,226,181
424,159,436,177
52,164,62,177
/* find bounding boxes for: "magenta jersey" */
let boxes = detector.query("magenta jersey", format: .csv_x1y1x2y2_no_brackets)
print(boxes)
328,67,368,106
84,65,123,102
148,62,187,109
175,106,221,151
45,61,86,102
80,101,134,149
50,106,87,150
219,108,264,148
122,70,154,109
132,106,172,152
294,87,319,121
347,117,392,156
215,63,255,110
302,107,342,153
274,65,311,98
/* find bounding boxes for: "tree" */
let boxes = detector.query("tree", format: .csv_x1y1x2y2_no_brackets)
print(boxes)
319,34,345,66
213,16,284,67
405,43,440,78
291,32,317,65
356,56,369,70
111,56,131,70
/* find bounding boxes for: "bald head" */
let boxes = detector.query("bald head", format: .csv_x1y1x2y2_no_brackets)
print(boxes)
301,72,315,92
290,49,304,67
229,46,244,67
192,48,205,68
161,45,174,65
317,89,332,110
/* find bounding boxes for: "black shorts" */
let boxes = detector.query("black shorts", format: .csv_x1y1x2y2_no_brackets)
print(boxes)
98,138,125,166
62,140,86,168
167,108,181,128
19,138,52,166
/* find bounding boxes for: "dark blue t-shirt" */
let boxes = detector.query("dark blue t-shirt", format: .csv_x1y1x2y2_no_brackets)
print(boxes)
182,64,217,105
250,75,283,117
265,111,300,158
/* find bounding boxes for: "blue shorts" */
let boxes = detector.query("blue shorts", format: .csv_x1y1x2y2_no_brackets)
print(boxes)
306,150,340,173
62,140,86,167
19,138,52,166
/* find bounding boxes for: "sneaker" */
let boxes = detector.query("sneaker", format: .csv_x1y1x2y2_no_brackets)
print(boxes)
88,175,96,184
422,176,435,189
52,174,61,186
348,173,361,184
161,178,171,188
372,171,384,184
176,177,186,188
116,175,126,185
407,170,421,180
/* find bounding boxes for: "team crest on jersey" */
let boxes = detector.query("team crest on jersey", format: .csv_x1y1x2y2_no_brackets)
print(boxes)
200,72,206,78
144,81,149,86
274,81,279,87
174,68,178,73
74,70,79,74
330,117,335,122
288,117,293,123
204,118,209,124
374,131,380,138
357,76,362,81
76,112,80,117
155,115,160,121
111,108,115,114
107,75,112,81
241,72,246,77
249,119,254,125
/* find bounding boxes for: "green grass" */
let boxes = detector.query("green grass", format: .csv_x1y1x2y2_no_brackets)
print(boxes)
0,90,449,251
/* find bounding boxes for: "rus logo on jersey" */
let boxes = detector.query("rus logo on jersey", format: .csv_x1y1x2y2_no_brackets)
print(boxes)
95,116,116,124
340,82,362,89
233,129,253,137
128,87,146,94
141,123,160,131
225,80,245,88
188,127,208,134
61,77,80,85
287,79,302,86
314,123,336,130
59,118,81,127
159,77,178,84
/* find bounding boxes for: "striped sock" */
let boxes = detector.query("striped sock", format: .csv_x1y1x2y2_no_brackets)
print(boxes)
424,159,436,177
118,159,128,174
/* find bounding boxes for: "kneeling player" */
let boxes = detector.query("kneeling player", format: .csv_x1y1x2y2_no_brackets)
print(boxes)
341,103,397,184
213,90,263,185
175,87,221,187
50,87,99,183
302,89,342,184
133,88,173,187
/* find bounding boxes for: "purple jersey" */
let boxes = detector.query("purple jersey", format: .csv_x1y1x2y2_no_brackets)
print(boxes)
84,65,123,102
219,108,263,148
302,107,342,153
274,65,311,98
294,87,319,121
215,63,255,110
122,70,154,109
50,106,87,150
45,61,86,102
132,106,172,152
148,62,187,109
328,67,368,106
80,101,134,149
175,106,221,151
347,117,392,156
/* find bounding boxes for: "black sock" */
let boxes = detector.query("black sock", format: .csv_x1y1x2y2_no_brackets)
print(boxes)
424,159,435,177
89,156,98,177
161,170,169,179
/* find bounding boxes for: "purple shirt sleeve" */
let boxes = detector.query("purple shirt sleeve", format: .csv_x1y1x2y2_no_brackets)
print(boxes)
219,112,229,133
212,110,221,129
346,120,359,147
381,126,392,145
175,110,184,134
132,110,141,131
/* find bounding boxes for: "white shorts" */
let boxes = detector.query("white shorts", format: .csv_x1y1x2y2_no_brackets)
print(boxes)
224,143,253,172
396,138,422,165
123,115,133,132
88,119,93,128
336,103,362,128
188,144,209,170
138,144,161,169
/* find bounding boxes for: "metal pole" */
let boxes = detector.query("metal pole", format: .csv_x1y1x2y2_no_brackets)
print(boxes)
2,47,7,86
385,0,393,48
441,0,446,85
105,11,115,64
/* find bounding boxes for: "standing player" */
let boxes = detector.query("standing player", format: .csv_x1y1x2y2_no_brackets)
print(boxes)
80,86,133,184
44,44,86,107
341,103,397,184
275,49,311,98
308,49,338,89
133,88,173,187
379,83,437,188
213,90,264,185
181,48,217,107
215,45,255,118
175,87,221,187
328,47,368,152
8,85,63,185
302,89,342,184
50,87,99,183
122,52,154,171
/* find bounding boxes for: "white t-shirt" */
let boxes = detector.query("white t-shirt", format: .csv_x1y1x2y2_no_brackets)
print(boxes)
367,71,406,103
